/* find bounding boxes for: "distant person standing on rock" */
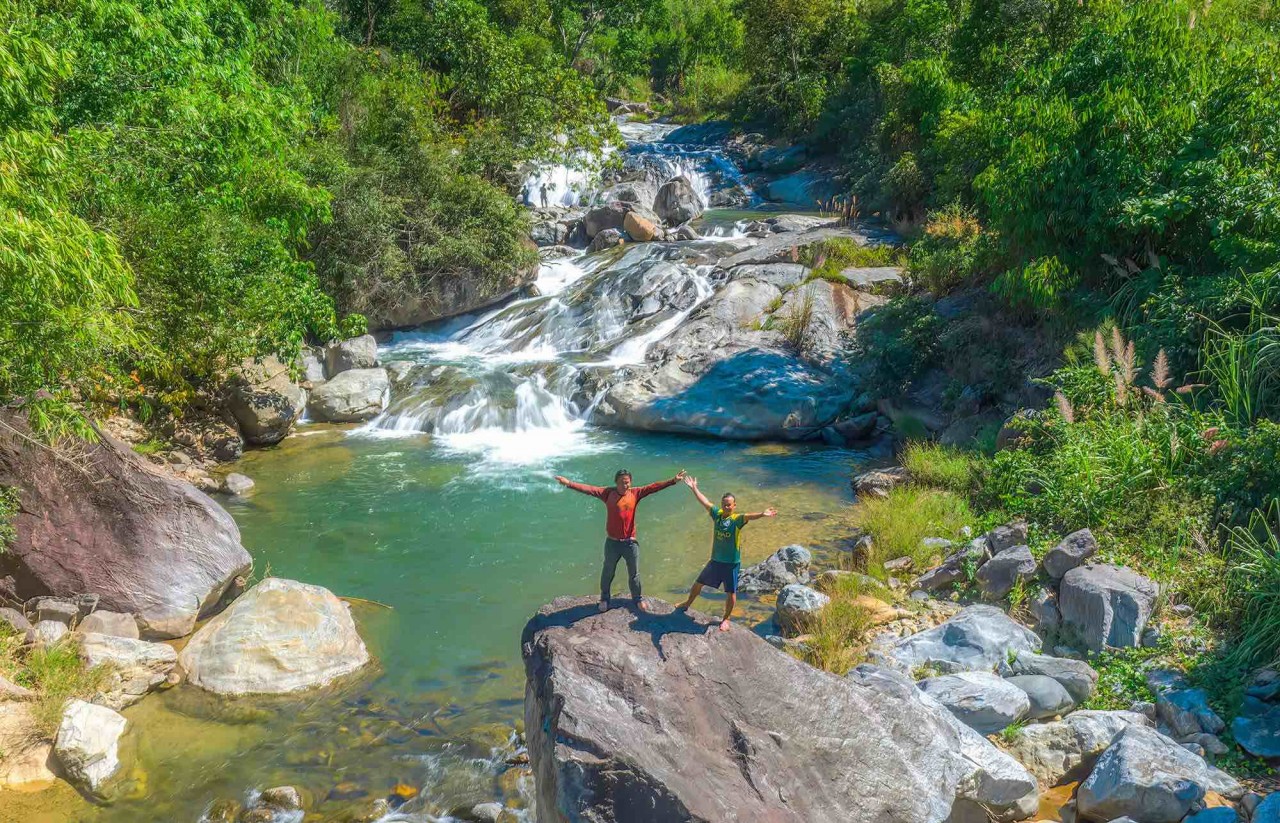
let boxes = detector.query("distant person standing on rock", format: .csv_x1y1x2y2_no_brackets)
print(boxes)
556,468,686,613
539,182,550,208
676,476,776,631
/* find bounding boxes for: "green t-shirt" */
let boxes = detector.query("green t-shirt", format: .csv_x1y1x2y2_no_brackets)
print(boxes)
709,506,747,564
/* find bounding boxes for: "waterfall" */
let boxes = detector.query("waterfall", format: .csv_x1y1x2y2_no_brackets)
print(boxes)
357,118,756,464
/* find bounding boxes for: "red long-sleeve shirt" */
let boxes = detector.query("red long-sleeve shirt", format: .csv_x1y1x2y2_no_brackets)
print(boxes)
562,477,678,540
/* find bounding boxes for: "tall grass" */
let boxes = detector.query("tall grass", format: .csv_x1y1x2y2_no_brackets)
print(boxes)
778,285,816,352
0,629,110,736
901,442,975,493
1226,504,1280,670
799,572,880,674
853,486,973,569
802,237,903,283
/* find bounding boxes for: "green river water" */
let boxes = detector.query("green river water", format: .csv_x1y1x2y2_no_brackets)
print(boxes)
14,425,872,823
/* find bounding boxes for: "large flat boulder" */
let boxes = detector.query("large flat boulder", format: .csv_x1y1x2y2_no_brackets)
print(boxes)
848,665,1039,823
0,415,253,638
1059,564,1159,651
594,271,865,440
307,368,390,423
523,596,1009,823
880,605,1041,675
224,355,307,445
178,577,370,695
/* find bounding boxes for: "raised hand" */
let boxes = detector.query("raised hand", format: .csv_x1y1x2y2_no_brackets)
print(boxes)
682,474,698,488
675,469,688,481
763,507,778,517
554,476,569,485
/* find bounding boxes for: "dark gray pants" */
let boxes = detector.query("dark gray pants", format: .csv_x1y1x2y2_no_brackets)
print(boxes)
601,538,641,603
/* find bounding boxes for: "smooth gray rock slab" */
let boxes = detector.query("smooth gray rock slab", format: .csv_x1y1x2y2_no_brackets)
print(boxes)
178,578,370,695
884,605,1040,675
221,472,255,496
521,596,1009,823
32,620,68,645
774,584,829,637
1059,564,1159,651
307,368,390,423
999,651,1098,705
1002,710,1150,787
917,671,1030,734
1146,670,1224,738
1006,674,1074,720
976,545,1036,600
1043,528,1099,580
849,665,1039,823
1076,725,1242,823
324,334,378,375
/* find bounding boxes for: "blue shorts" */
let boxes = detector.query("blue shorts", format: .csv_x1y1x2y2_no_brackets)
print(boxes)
696,560,740,594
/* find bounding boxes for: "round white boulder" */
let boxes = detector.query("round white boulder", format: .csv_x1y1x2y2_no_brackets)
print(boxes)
178,578,370,695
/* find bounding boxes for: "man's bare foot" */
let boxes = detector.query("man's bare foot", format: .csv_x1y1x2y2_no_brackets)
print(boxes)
718,619,731,632
636,599,650,612
598,600,609,612
675,602,691,613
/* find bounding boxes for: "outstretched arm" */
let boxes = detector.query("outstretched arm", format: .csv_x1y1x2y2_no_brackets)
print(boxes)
634,469,687,500
683,475,714,511
744,507,778,522
555,476,607,499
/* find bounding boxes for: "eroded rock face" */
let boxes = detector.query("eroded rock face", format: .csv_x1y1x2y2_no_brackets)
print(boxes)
1002,710,1150,787
325,335,379,375
1059,564,1159,651
224,355,307,445
79,634,177,710
917,671,1030,735
738,545,812,594
594,272,866,440
0,415,253,638
54,699,127,796
178,578,370,695
654,176,704,225
523,596,1006,823
1076,724,1242,823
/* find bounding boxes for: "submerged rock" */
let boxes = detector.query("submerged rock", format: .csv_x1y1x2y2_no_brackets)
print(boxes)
178,578,370,695
523,596,1017,823
0,414,252,638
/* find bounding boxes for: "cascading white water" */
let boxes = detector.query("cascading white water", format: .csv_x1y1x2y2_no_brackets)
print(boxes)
357,243,720,463
357,117,761,464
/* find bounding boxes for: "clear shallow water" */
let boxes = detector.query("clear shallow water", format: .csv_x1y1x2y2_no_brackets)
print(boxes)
17,428,871,823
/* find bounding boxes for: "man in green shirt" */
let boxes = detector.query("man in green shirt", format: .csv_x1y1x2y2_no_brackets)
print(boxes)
675,475,777,631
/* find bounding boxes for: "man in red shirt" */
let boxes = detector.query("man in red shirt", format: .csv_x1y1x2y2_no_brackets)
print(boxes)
555,468,686,612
